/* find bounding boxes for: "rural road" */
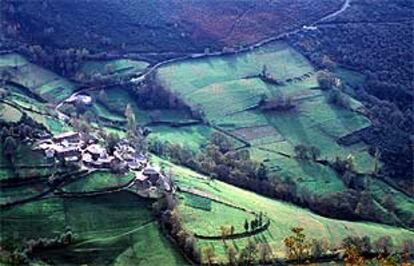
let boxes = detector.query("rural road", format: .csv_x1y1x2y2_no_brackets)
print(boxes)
55,0,351,119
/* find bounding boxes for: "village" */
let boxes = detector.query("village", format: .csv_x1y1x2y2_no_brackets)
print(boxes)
33,130,172,198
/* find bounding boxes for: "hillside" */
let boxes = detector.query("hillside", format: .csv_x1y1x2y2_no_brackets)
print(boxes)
4,0,343,54
154,156,414,264
0,0,413,265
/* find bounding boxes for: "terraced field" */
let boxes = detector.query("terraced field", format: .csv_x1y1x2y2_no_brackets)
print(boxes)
153,157,414,263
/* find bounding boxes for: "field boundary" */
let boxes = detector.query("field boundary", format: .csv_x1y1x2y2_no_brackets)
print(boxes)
194,220,270,240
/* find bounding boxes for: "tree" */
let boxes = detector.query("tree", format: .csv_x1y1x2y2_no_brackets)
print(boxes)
3,135,18,165
327,88,351,109
374,236,394,255
344,246,365,266
210,132,233,154
309,146,321,161
220,225,231,244
258,212,263,226
294,144,309,159
284,227,311,262
258,243,272,264
226,244,238,265
98,89,108,103
257,163,267,180
201,246,215,265
310,238,328,258
124,103,136,130
250,220,256,231
321,55,337,71
105,132,120,155
239,240,258,264
316,70,336,90
244,219,249,232
381,195,396,213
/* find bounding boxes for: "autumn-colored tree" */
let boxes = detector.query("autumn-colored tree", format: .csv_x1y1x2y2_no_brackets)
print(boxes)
344,246,365,266
226,244,238,265
201,246,215,265
283,227,311,262
220,225,231,244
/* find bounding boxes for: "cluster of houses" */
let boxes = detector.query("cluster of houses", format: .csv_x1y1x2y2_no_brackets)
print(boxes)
33,131,171,198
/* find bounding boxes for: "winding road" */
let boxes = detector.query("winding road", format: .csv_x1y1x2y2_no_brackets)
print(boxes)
54,0,351,120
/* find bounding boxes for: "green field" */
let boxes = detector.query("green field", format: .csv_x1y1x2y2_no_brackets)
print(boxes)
0,103,22,122
0,53,75,103
149,125,244,151
153,157,414,262
0,191,187,265
90,87,196,127
155,41,376,199
79,59,149,78
64,171,135,192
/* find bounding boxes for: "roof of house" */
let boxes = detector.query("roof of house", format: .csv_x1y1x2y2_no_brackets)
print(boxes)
135,172,150,182
82,153,93,163
86,144,106,155
53,131,80,141
143,167,159,176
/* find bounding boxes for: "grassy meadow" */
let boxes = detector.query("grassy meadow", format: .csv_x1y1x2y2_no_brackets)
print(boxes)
153,157,414,263
0,54,75,103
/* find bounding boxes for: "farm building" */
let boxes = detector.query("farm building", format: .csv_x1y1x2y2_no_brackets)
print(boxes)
55,146,81,158
52,131,80,143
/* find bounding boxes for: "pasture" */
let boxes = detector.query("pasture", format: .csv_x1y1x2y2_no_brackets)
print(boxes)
155,158,414,263
79,59,149,78
0,53,76,103
0,191,186,265
155,41,376,201
63,171,135,193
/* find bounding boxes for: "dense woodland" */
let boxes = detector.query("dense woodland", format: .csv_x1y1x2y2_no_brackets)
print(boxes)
1,0,344,54
287,0,414,193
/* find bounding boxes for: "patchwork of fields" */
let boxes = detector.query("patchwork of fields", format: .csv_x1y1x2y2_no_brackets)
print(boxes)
156,41,375,196
0,36,412,265
153,157,414,262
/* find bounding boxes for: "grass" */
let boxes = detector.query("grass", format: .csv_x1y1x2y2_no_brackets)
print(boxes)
79,59,149,78
156,41,374,175
152,157,414,262
0,169,14,180
91,102,127,122
63,171,135,192
0,103,22,122
182,192,212,211
179,195,256,236
148,125,244,151
90,88,151,125
1,191,187,265
0,53,76,103
249,148,347,195
0,182,48,205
